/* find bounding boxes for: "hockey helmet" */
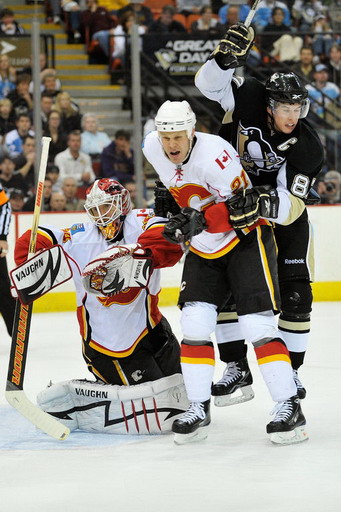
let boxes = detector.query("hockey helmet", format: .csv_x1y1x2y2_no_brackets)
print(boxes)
84,179,132,241
155,100,196,139
265,72,310,118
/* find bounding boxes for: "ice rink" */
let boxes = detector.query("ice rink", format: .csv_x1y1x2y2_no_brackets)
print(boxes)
1,302,340,512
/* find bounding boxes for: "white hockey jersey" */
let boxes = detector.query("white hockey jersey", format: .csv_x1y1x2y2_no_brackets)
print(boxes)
143,130,252,258
15,209,180,358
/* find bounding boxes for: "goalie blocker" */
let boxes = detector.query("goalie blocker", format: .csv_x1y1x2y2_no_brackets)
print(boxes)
37,374,189,435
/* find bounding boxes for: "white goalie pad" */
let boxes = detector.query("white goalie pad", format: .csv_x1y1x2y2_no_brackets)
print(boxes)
36,374,189,435
10,245,73,305
81,244,153,296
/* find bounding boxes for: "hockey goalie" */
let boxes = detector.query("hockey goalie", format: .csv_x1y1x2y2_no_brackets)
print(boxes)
13,178,189,434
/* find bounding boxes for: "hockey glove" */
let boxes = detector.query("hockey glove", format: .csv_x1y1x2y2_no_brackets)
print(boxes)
162,207,207,245
226,185,279,230
154,180,181,218
82,244,153,296
209,23,255,70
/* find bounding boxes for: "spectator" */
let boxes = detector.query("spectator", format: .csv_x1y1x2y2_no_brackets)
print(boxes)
292,0,326,31
21,53,59,85
176,0,209,17
0,98,15,143
9,188,25,212
149,5,187,33
61,0,83,41
306,63,340,117
253,0,291,31
218,2,250,25
112,12,146,65
80,113,111,158
316,170,341,204
6,74,33,118
191,5,225,35
327,44,341,88
291,46,315,84
81,0,117,57
0,54,16,99
53,91,82,134
268,9,303,63
40,93,54,130
23,177,53,212
62,176,86,211
311,14,333,59
46,164,61,192
0,155,29,198
54,130,95,187
101,129,134,181
262,7,294,53
0,8,25,35
50,191,67,211
29,72,62,98
4,114,34,158
12,135,36,193
117,2,153,29
43,111,68,163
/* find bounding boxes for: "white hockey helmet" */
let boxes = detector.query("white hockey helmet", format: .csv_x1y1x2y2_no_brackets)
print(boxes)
155,100,196,139
84,178,132,241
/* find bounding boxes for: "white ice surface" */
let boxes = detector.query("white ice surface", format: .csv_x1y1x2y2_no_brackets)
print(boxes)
0,302,341,512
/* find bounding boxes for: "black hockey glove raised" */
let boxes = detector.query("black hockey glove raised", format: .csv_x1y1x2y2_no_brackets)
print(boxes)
226,185,279,230
209,23,255,70
162,207,207,245
154,180,181,218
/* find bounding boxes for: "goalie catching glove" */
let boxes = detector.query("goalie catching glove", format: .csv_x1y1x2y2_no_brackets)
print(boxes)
82,243,153,296
226,185,279,230
162,207,207,245
209,23,255,70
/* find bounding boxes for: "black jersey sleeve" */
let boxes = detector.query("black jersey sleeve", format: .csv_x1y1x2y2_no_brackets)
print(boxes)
285,120,324,200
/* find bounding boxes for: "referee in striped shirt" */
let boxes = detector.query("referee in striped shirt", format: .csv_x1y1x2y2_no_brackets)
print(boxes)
0,182,15,336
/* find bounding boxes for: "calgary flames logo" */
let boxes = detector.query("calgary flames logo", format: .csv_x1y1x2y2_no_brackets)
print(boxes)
97,288,142,307
169,183,215,211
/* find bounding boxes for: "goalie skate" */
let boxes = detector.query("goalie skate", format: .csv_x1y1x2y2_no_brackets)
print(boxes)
212,358,255,407
172,400,210,445
267,395,309,445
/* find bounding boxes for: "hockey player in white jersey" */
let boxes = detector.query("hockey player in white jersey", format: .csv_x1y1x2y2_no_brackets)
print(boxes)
13,178,189,435
143,100,308,445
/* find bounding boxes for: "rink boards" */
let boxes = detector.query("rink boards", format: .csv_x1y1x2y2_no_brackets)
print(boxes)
5,204,341,312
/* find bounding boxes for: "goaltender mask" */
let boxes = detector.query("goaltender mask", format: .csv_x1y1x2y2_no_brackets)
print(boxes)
13,178,189,435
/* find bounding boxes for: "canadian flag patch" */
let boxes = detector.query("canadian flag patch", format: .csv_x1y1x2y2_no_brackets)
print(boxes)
215,150,231,169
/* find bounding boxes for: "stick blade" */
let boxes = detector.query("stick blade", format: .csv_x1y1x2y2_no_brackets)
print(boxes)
5,389,70,441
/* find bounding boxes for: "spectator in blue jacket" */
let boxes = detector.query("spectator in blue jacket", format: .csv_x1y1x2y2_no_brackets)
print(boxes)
101,129,134,182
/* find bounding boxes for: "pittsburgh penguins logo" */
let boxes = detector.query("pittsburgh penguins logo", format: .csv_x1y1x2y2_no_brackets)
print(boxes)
237,123,285,175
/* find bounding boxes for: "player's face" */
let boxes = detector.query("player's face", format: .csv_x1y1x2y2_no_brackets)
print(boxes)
159,130,190,164
268,103,301,134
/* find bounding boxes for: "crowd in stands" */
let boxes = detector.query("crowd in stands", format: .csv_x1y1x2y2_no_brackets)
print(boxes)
1,3,341,208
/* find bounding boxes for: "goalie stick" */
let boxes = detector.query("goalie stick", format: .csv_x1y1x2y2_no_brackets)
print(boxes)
5,136,70,441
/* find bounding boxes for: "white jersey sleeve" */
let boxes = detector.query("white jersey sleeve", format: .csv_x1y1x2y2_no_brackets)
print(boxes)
195,60,236,112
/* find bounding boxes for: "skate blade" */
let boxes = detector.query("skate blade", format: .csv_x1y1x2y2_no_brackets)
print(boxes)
269,425,309,445
173,426,209,445
214,385,255,407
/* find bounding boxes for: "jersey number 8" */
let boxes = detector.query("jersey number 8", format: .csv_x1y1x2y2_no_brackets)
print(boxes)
291,174,310,198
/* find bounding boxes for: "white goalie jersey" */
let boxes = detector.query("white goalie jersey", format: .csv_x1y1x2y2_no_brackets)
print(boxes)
14,209,176,358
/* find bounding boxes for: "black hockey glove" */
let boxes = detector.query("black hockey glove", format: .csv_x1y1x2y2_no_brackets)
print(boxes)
154,180,181,218
226,185,279,230
209,23,255,70
162,207,207,245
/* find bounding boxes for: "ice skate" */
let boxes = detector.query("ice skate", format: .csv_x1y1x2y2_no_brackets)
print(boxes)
172,400,210,445
293,369,306,399
212,358,255,407
267,395,309,445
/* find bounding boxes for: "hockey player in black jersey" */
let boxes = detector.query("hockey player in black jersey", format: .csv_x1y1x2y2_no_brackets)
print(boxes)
195,24,324,424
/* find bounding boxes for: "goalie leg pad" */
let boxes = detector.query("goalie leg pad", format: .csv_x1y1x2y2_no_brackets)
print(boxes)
37,374,189,435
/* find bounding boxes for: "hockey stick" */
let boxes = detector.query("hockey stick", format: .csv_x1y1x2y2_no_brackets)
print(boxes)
5,136,70,441
244,0,261,27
